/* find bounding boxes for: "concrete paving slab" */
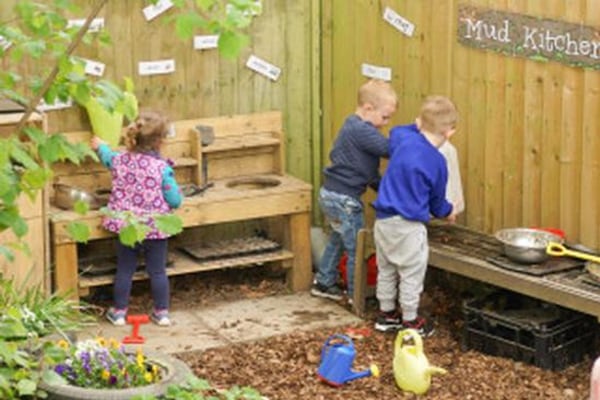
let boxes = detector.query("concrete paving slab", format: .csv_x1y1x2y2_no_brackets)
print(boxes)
79,309,225,354
79,292,362,355
196,292,362,344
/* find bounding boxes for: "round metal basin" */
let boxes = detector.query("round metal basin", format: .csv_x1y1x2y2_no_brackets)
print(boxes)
226,176,281,190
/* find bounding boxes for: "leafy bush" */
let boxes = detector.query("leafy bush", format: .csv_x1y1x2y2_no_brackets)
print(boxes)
0,273,94,399
132,376,265,400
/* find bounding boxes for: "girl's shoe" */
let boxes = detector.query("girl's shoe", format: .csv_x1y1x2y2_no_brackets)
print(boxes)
151,309,171,326
106,307,127,326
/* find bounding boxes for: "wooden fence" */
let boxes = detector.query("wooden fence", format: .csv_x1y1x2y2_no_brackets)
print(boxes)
0,0,320,193
322,0,600,248
3,0,600,247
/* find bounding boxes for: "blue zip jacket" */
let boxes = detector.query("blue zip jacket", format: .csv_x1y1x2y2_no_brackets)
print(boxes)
373,124,452,222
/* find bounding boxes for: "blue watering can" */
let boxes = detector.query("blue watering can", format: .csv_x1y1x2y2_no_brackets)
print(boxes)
317,334,379,387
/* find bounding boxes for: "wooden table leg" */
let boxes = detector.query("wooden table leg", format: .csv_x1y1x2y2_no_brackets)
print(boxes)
353,228,369,318
287,212,312,291
54,242,79,300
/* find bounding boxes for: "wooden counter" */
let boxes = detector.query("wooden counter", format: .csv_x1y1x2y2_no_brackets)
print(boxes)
353,223,600,321
50,174,312,299
49,111,313,300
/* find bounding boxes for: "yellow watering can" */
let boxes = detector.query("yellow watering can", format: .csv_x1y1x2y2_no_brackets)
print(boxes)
393,328,447,395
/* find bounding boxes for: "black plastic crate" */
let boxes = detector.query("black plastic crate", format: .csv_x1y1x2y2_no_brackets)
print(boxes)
462,290,597,370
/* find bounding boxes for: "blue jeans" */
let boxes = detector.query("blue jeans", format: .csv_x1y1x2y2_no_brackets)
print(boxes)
316,187,364,296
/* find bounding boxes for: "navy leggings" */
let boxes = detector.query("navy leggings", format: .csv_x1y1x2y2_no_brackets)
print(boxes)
113,239,169,310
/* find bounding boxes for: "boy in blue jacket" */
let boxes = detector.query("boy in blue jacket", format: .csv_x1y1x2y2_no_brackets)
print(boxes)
373,95,458,336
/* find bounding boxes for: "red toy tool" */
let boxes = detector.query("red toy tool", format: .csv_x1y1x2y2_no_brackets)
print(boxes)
122,314,149,344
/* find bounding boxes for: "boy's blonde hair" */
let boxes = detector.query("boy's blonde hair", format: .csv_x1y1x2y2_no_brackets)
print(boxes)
358,79,398,109
419,95,458,135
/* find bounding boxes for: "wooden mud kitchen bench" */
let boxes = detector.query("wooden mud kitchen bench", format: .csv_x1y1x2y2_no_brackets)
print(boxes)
352,223,600,321
49,111,312,300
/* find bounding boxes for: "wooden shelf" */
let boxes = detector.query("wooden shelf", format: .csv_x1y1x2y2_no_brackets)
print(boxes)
172,157,198,168
204,135,280,153
78,248,294,290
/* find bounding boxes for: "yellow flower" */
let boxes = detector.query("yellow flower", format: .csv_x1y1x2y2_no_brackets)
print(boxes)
144,372,153,383
101,370,110,380
95,337,107,347
136,349,145,367
56,339,70,349
151,364,159,377
108,338,120,349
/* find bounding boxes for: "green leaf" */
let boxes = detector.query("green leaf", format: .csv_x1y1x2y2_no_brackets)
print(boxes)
174,13,207,39
154,214,183,236
195,0,216,11
0,245,15,263
66,221,90,243
217,31,249,59
16,378,36,396
118,224,146,247
73,200,89,215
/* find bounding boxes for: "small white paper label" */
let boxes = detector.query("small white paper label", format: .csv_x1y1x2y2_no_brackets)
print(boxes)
193,35,219,50
383,7,415,37
38,98,73,111
143,0,174,21
361,63,392,81
245,55,281,81
83,58,106,77
67,18,105,32
138,59,176,76
0,35,12,51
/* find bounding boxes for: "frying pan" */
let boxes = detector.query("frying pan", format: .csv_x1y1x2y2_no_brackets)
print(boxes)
546,242,600,264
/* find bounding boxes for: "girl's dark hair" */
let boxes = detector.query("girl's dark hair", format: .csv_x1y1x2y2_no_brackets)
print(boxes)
123,110,169,152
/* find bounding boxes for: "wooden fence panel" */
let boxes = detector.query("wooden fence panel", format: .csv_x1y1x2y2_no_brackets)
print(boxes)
322,0,600,248
0,0,318,188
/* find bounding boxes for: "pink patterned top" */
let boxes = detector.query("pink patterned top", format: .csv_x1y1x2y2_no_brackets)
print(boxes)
102,151,173,239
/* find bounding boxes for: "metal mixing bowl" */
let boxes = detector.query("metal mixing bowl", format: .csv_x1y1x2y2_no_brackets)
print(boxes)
494,228,564,264
53,183,110,210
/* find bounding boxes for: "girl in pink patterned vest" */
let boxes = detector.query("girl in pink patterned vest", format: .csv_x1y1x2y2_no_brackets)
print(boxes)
91,110,182,327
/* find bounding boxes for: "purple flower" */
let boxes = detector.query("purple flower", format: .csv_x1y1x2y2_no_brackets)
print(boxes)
54,364,69,375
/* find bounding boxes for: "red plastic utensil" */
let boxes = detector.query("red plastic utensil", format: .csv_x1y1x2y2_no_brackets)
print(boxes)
122,314,149,344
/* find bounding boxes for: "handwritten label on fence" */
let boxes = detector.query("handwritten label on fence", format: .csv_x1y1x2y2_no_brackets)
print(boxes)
138,59,176,76
458,5,600,70
361,63,392,81
246,55,281,81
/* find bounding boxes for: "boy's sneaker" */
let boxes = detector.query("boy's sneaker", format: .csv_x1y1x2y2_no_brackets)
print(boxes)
151,309,171,326
310,282,343,301
106,307,127,326
401,316,435,337
374,310,402,332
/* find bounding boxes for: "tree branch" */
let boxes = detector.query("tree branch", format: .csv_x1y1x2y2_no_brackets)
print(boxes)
16,0,108,132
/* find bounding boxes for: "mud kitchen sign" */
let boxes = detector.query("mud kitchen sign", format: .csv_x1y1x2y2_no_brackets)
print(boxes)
458,5,600,70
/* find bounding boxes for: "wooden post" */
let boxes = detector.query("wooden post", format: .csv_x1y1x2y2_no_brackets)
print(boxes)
287,212,312,291
54,242,79,300
353,228,370,318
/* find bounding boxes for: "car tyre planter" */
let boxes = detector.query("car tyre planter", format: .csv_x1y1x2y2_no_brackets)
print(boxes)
39,351,193,400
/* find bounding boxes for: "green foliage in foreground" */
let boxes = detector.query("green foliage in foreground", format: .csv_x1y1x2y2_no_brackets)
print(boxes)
0,0,260,254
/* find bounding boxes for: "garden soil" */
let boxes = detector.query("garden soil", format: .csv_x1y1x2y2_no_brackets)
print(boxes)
87,266,597,400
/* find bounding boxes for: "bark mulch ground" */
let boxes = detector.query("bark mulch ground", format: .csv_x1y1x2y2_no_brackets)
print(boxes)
88,266,596,399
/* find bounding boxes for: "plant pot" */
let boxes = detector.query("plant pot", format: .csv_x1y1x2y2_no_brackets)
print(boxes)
39,351,192,400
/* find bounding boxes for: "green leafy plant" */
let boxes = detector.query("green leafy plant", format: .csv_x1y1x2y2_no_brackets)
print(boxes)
0,273,95,399
132,375,265,400
0,0,259,253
